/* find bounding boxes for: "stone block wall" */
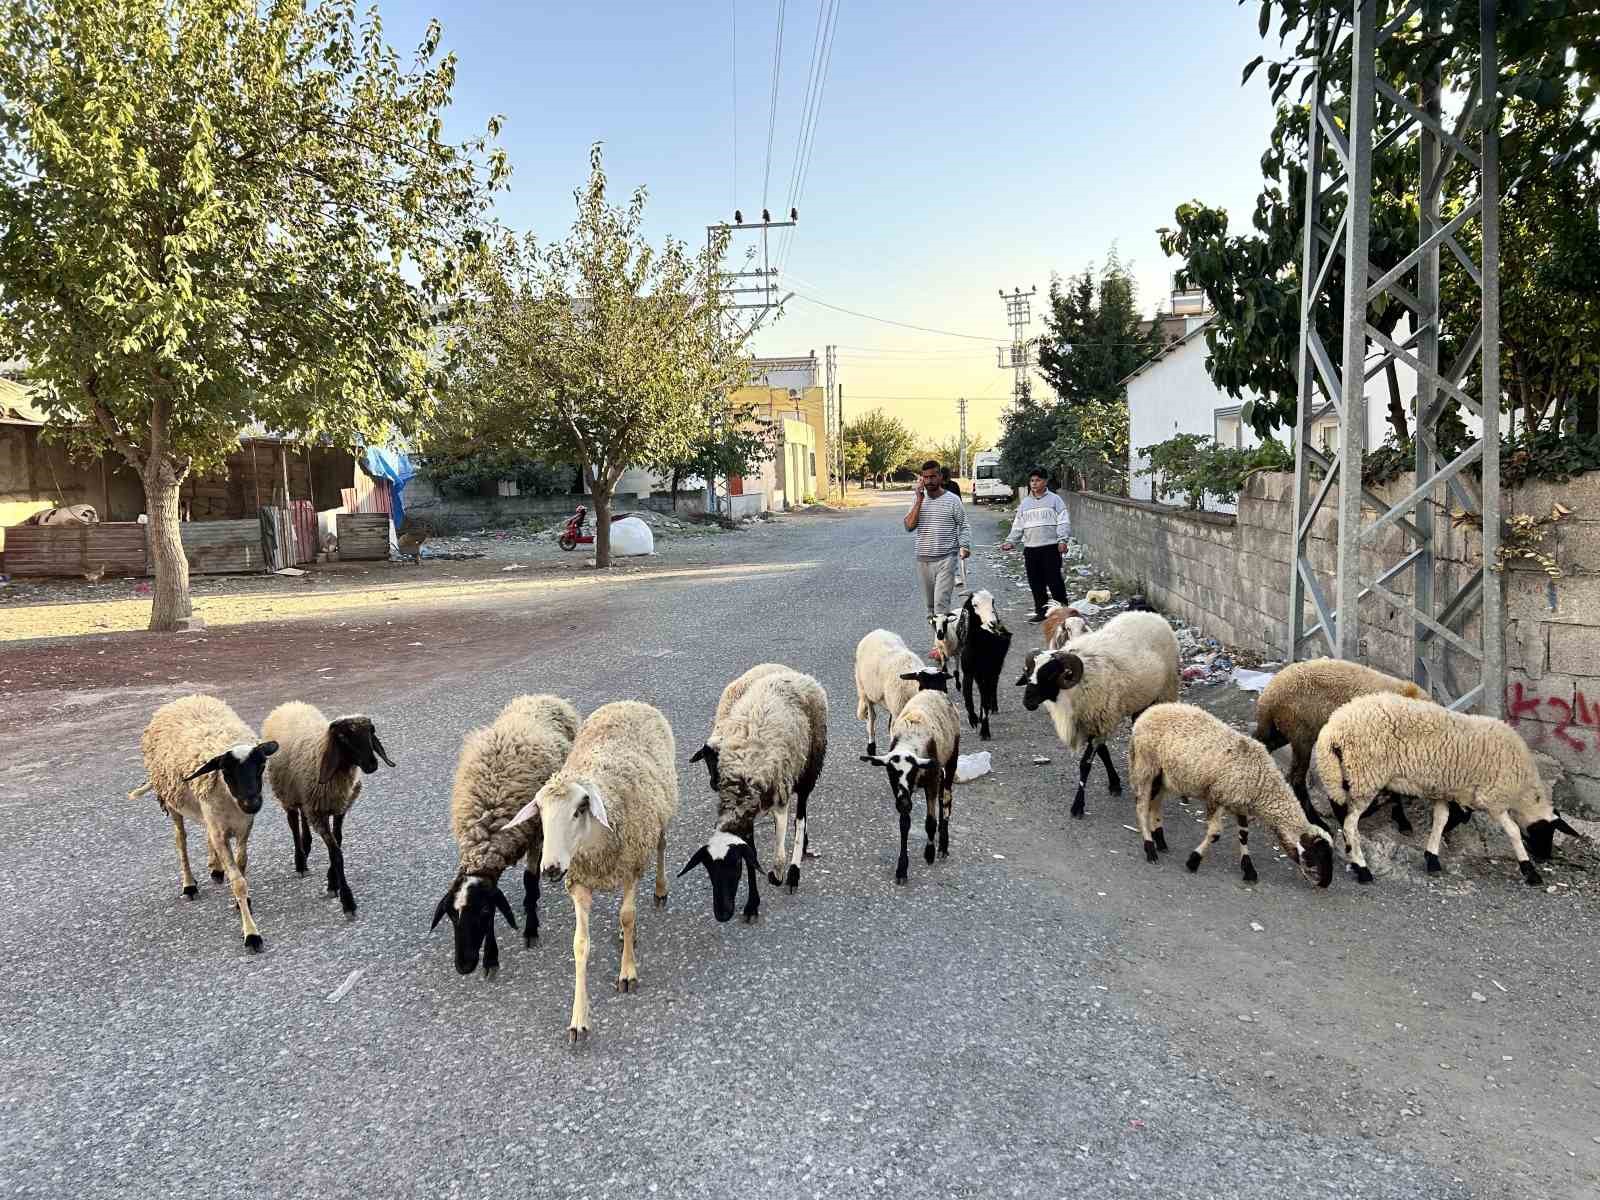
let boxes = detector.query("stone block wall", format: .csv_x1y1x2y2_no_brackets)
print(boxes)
1065,470,1600,813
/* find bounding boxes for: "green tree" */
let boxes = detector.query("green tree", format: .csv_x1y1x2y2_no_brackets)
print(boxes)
1050,398,1129,496
843,408,916,488
994,383,1057,485
0,0,504,629
645,399,775,510
927,432,990,476
449,146,752,566
842,437,869,487
1037,251,1166,407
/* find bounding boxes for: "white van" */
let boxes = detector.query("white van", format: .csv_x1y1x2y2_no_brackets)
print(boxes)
970,451,1014,504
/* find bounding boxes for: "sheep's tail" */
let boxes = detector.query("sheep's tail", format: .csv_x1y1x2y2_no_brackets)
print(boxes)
128,781,153,801
1329,741,1350,801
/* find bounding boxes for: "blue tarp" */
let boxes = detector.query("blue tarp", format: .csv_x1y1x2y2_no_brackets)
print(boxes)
361,445,417,532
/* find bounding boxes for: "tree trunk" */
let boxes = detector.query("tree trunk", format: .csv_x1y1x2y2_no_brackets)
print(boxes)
591,469,615,569
1384,362,1409,445
144,455,193,632
669,468,681,512
1576,384,1599,440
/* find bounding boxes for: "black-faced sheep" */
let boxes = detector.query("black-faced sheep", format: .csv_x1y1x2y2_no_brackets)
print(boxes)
1253,657,1469,836
680,668,828,924
1313,692,1586,886
261,702,394,917
689,661,788,790
861,675,960,884
957,589,1012,741
1130,703,1334,888
430,694,580,977
510,700,679,1042
128,695,279,952
1016,610,1180,817
929,611,963,692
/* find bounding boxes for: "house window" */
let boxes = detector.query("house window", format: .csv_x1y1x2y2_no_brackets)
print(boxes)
810,451,816,478
1316,422,1337,454
1214,411,1242,449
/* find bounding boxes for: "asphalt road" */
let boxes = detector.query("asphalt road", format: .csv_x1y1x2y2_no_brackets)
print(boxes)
1,493,1594,1199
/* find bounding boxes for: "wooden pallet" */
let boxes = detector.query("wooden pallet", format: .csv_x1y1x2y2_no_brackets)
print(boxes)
336,512,390,560
3,523,149,577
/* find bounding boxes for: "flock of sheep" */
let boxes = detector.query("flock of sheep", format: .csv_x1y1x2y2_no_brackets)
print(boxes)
128,587,1586,1041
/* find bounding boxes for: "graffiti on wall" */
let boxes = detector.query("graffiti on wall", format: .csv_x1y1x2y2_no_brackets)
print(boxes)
1506,682,1599,754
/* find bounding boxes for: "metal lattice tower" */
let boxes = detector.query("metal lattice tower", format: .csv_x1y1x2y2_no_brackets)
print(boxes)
1288,0,1502,716
997,286,1037,403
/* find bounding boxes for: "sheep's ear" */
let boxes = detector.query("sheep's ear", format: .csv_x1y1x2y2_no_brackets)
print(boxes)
580,787,611,830
898,671,922,682
740,841,762,872
860,753,887,766
183,753,230,782
1553,815,1587,840
371,732,395,768
256,740,278,759
493,887,518,929
678,846,710,877
431,887,455,931
914,756,935,770
689,746,708,764
503,797,541,831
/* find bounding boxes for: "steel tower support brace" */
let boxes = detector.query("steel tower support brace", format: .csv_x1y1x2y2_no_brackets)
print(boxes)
1288,0,1503,717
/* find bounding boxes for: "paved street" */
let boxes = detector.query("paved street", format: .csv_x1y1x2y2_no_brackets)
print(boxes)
2,493,1596,1199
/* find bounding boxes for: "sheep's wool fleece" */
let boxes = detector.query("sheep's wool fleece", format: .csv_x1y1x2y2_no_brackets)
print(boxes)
1131,703,1302,829
715,670,828,823
262,701,360,818
451,695,581,876
1054,610,1179,741
551,701,679,893
855,629,923,720
1314,693,1546,818
711,663,791,734
1256,658,1425,746
891,690,961,765
139,694,258,819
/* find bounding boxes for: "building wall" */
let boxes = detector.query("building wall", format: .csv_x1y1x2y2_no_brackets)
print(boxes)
1065,470,1600,814
776,417,818,508
0,426,144,549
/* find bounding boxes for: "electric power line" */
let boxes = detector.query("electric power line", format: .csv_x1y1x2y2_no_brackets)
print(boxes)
731,0,738,210
787,290,998,341
778,0,843,271
761,0,788,210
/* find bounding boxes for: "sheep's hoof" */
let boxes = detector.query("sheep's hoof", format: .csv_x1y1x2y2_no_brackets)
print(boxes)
294,862,308,876
652,892,667,909
865,742,877,757
894,873,908,886
1153,829,1168,852
1519,860,1544,887
743,908,760,924
1070,799,1086,819
568,1025,590,1043
523,928,539,947
1107,780,1123,797
1143,840,1158,864
1392,814,1413,835
341,900,357,919
1424,852,1442,875
923,843,936,864
1185,852,1202,873
483,963,499,980
1354,865,1374,884
244,934,264,954
615,976,637,993
1241,858,1258,884
767,869,783,886
182,884,198,898
210,870,224,883
785,866,800,893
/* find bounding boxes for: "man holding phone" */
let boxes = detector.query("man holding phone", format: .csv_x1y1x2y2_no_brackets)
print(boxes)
904,458,971,620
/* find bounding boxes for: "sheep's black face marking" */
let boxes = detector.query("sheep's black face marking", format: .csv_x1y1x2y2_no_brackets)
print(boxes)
1522,818,1557,862
899,669,951,694
185,740,279,815
862,748,932,806
1298,833,1334,888
689,744,722,789
679,833,757,923
432,875,516,976
1021,652,1081,711
329,716,393,776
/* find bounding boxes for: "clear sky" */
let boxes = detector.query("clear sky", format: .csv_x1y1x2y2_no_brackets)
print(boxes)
382,1,1281,444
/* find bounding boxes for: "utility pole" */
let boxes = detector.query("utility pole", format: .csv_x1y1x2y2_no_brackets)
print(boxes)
825,344,837,495
837,385,845,496
956,397,968,481
997,286,1038,404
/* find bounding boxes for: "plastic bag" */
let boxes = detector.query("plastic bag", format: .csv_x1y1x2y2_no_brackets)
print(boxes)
609,516,656,557
955,751,993,783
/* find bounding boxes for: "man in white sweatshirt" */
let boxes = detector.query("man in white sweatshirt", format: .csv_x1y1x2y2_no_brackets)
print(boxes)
1001,467,1071,622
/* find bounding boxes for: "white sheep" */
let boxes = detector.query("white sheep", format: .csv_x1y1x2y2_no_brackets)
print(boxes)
1016,609,1180,817
861,681,961,884
1313,692,1586,886
680,668,828,923
430,694,580,977
261,702,395,917
855,629,944,755
1129,702,1335,888
128,695,280,953
506,700,679,1042
689,661,789,789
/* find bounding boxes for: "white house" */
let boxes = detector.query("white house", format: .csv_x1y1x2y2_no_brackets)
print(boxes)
1124,315,1408,514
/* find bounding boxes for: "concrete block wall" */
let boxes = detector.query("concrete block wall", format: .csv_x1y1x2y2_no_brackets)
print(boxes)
1066,470,1600,813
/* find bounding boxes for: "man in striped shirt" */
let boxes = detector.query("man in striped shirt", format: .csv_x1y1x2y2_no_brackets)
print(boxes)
904,459,971,620
1002,466,1071,622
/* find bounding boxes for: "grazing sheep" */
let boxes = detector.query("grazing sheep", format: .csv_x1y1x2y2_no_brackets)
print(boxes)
261,702,394,917
854,629,946,754
1313,692,1586,886
957,589,1012,741
1041,601,1089,650
1016,610,1180,817
509,701,679,1042
689,662,788,789
430,695,580,977
861,677,960,884
1253,657,1468,836
128,695,279,953
680,668,828,923
1129,703,1334,888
